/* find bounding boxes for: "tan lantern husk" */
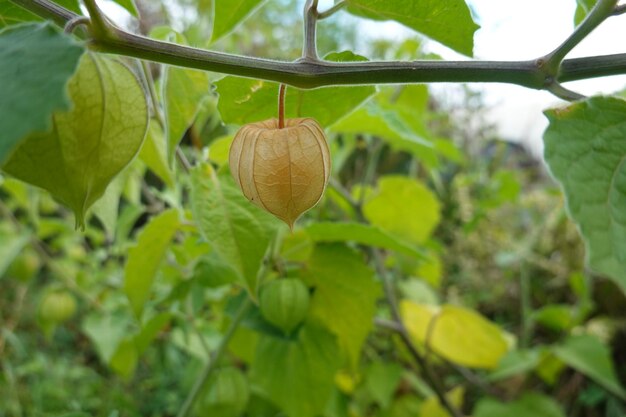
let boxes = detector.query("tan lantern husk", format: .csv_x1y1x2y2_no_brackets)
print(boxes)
229,117,331,228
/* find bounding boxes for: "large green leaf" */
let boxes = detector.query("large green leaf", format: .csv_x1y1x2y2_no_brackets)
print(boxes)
124,209,180,319
0,0,81,27
344,0,479,56
305,222,425,259
401,301,509,369
139,121,175,188
474,393,565,417
189,163,278,295
543,97,626,293
211,0,267,42
3,53,148,228
251,323,341,417
306,244,380,368
156,30,209,163
553,334,626,400
363,176,440,245
0,23,83,163
215,51,376,126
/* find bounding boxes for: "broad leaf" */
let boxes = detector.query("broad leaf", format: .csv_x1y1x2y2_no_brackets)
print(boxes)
158,31,209,163
488,349,541,381
124,209,180,319
139,121,175,188
211,0,267,42
543,97,626,293
0,232,30,278
305,222,425,259
401,301,509,369
474,393,566,417
363,176,440,245
574,0,597,26
306,244,380,368
215,51,376,126
251,323,340,417
0,23,83,163
82,312,132,363
365,362,403,408
344,0,479,56
553,334,626,400
3,53,148,228
189,163,278,295
0,0,81,27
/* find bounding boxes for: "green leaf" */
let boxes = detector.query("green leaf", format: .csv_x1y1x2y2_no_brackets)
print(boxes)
365,362,403,408
82,312,131,363
363,176,440,245
0,232,30,278
305,222,425,259
139,121,175,188
330,101,433,157
109,338,138,380
251,323,341,417
163,66,208,163
488,349,541,381
0,0,81,27
91,168,127,239
553,334,626,399
575,0,597,26
211,0,267,42
215,51,375,126
306,244,381,368
189,163,278,295
124,209,180,319
344,0,479,56
543,97,626,293
3,53,148,228
0,23,83,163
420,387,464,417
401,301,509,369
135,312,171,355
474,393,566,417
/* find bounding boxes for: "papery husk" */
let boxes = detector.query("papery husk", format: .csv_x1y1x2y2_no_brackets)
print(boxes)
229,117,331,228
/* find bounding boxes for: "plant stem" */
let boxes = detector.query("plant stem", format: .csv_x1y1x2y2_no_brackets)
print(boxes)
278,84,286,128
302,0,319,61
541,0,618,75
175,297,252,417
12,0,626,91
371,249,465,417
317,1,346,19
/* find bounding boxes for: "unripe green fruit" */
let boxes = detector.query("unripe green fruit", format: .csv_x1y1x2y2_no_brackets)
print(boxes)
39,290,77,324
196,367,249,417
259,278,310,334
6,250,40,282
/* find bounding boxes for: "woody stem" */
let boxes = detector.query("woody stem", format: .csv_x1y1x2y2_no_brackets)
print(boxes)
278,84,286,129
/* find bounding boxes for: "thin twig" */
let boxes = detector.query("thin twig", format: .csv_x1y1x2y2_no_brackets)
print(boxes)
547,82,587,101
317,1,346,19
301,0,319,61
175,298,252,417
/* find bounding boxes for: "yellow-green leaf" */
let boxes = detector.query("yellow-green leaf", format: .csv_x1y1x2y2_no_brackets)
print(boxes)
401,301,509,369
3,53,148,228
364,176,441,245
124,209,180,319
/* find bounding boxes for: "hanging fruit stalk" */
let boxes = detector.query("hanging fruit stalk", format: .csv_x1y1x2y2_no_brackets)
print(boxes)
229,84,331,229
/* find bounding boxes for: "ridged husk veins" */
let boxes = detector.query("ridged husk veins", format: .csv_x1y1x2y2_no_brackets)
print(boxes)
229,117,331,228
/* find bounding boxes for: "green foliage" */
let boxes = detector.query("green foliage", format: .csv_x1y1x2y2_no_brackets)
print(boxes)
2,2,626,417
344,0,479,56
3,53,148,228
215,52,375,126
251,323,341,417
544,97,626,293
190,163,278,294
0,23,83,163
211,0,267,42
474,393,566,417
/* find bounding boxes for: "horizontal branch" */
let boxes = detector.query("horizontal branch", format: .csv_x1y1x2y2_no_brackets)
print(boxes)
11,0,626,91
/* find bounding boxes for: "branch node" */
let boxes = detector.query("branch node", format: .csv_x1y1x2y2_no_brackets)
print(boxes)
63,16,91,34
